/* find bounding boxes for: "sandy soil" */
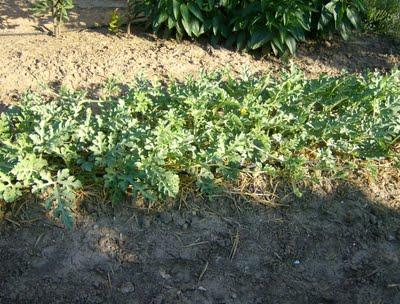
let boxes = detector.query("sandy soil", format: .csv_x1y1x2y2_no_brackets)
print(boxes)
1,1,400,303
1,1,399,104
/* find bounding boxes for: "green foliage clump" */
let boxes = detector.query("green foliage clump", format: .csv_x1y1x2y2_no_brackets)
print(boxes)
108,1,153,34
362,0,400,37
129,0,364,55
108,8,123,33
1,67,399,228
30,0,74,37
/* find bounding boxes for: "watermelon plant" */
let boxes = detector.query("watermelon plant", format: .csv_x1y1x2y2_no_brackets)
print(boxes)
1,67,399,228
30,0,74,37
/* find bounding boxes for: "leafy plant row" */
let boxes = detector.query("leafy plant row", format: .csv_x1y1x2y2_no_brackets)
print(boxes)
29,1,394,54
1,67,399,228
132,0,364,54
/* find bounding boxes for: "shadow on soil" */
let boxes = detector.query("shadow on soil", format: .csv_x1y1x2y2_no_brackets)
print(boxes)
0,0,33,30
114,28,400,76
1,0,399,77
1,181,399,303
296,34,400,74
0,0,118,34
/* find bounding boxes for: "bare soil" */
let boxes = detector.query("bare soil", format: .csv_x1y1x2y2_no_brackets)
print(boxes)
1,1,399,104
1,1,400,303
1,180,400,304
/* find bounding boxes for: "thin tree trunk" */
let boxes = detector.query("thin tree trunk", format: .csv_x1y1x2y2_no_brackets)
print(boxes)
52,0,57,37
126,0,131,35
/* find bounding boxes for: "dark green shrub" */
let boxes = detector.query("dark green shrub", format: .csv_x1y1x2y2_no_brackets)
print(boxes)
228,0,313,54
129,0,364,55
312,0,364,40
148,0,235,40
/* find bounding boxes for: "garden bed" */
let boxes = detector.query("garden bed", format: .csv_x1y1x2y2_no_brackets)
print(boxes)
1,1,400,303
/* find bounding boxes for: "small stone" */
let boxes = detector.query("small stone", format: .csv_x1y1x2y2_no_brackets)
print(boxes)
120,282,135,294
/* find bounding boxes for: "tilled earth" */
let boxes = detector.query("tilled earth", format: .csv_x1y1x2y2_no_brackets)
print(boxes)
1,180,400,303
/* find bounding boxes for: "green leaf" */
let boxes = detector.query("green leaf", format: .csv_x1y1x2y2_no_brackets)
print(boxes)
32,169,81,230
272,37,284,54
285,36,297,55
339,21,350,40
0,172,22,203
346,7,360,28
168,17,176,29
187,2,204,22
154,11,169,27
11,154,48,187
173,0,181,19
181,18,192,36
248,29,273,50
180,3,190,22
212,15,222,36
190,18,201,37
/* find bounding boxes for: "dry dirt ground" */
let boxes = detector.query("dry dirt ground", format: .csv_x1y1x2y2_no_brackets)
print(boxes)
1,0,400,104
1,180,400,304
1,1,400,304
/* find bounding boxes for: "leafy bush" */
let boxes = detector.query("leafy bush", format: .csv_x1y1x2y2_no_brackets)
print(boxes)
1,67,399,228
130,0,364,55
312,0,364,40
362,0,400,37
30,0,74,37
229,0,313,54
